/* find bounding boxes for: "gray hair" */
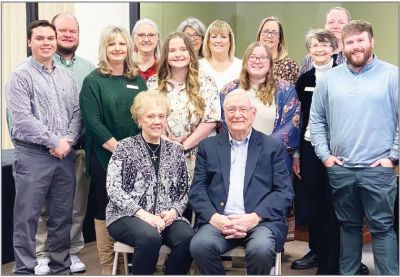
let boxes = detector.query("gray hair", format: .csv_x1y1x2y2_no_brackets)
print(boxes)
177,17,206,37
305,28,338,51
131,18,162,60
223,89,256,109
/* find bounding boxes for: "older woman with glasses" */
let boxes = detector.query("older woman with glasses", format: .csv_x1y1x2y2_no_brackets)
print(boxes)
106,91,194,275
256,16,299,85
299,7,351,75
220,41,300,170
199,20,242,91
177,17,206,58
293,29,341,275
131,18,161,80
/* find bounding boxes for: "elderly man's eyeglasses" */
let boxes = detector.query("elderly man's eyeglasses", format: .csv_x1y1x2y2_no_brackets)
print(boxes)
248,55,269,63
260,29,280,38
225,106,253,115
136,33,157,39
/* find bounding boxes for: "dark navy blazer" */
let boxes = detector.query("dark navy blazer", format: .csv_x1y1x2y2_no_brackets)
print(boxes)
189,129,294,252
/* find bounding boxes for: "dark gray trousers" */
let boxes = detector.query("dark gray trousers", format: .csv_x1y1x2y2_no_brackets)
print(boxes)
190,224,276,275
12,144,75,275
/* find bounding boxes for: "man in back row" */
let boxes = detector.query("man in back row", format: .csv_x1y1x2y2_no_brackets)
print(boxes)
34,12,95,275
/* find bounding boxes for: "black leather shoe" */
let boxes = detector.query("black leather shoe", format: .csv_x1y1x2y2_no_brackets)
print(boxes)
291,251,319,270
359,263,369,275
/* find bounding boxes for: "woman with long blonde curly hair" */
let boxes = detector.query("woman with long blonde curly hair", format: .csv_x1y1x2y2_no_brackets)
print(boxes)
147,32,220,183
220,41,300,170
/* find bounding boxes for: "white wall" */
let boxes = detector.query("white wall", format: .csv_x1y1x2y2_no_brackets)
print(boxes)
74,3,130,65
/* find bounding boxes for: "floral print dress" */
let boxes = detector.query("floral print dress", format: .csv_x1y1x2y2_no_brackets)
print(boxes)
147,72,221,182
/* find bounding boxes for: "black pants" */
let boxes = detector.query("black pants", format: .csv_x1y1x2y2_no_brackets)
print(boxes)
108,216,194,275
89,152,108,220
300,140,340,274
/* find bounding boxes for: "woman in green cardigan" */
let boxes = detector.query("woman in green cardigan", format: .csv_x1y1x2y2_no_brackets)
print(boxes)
79,25,147,275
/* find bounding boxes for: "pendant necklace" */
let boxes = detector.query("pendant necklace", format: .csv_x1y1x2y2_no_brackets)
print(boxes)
143,138,160,161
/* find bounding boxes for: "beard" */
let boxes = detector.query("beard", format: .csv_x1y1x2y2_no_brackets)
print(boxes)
345,45,373,68
57,43,78,56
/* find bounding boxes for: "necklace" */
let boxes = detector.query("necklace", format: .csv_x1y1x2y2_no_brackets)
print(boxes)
143,137,160,161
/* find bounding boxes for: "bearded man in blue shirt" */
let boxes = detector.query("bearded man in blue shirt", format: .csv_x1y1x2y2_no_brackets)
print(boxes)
310,20,398,275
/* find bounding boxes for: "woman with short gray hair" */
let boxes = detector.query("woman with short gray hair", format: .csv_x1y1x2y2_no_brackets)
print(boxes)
177,17,206,58
293,28,340,275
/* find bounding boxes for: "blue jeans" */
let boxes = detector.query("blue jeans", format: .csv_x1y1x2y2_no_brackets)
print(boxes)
190,223,276,275
327,165,398,275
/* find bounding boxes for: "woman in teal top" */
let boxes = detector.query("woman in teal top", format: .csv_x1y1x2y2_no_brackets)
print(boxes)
79,25,146,275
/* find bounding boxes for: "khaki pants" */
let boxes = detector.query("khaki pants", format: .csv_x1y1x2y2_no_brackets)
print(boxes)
36,149,90,257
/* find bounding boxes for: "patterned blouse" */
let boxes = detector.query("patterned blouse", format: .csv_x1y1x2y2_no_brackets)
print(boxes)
105,134,189,227
274,57,300,85
147,72,221,180
220,79,301,169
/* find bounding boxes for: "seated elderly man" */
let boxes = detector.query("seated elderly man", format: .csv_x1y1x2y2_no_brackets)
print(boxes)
189,89,294,275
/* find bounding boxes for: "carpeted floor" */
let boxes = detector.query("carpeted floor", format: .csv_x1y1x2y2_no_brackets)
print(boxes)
2,240,376,275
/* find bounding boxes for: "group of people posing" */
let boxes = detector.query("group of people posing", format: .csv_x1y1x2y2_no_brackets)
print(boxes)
6,5,398,276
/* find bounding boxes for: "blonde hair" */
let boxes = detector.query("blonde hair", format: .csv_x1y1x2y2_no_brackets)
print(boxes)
97,25,137,78
131,18,162,61
202,20,236,61
256,16,288,62
131,90,171,127
157,32,205,119
239,42,277,106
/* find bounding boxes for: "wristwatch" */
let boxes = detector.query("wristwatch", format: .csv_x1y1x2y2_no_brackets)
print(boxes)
388,156,399,166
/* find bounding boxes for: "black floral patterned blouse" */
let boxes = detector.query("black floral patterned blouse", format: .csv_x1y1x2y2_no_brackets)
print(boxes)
274,56,300,85
105,134,189,227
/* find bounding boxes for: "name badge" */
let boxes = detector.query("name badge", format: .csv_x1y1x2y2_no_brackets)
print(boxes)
127,84,139,90
304,86,315,92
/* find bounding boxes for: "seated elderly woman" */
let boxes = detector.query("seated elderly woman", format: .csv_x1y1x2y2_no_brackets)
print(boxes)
105,91,194,275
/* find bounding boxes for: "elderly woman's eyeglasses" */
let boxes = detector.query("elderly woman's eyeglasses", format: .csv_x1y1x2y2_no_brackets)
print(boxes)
136,33,157,40
260,29,280,38
248,55,269,63
185,33,202,40
310,42,332,50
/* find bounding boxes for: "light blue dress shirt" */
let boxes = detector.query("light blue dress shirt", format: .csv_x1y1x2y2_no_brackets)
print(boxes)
224,131,252,215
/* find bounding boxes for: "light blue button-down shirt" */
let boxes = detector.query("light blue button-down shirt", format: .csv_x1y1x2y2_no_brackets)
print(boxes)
224,131,252,215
